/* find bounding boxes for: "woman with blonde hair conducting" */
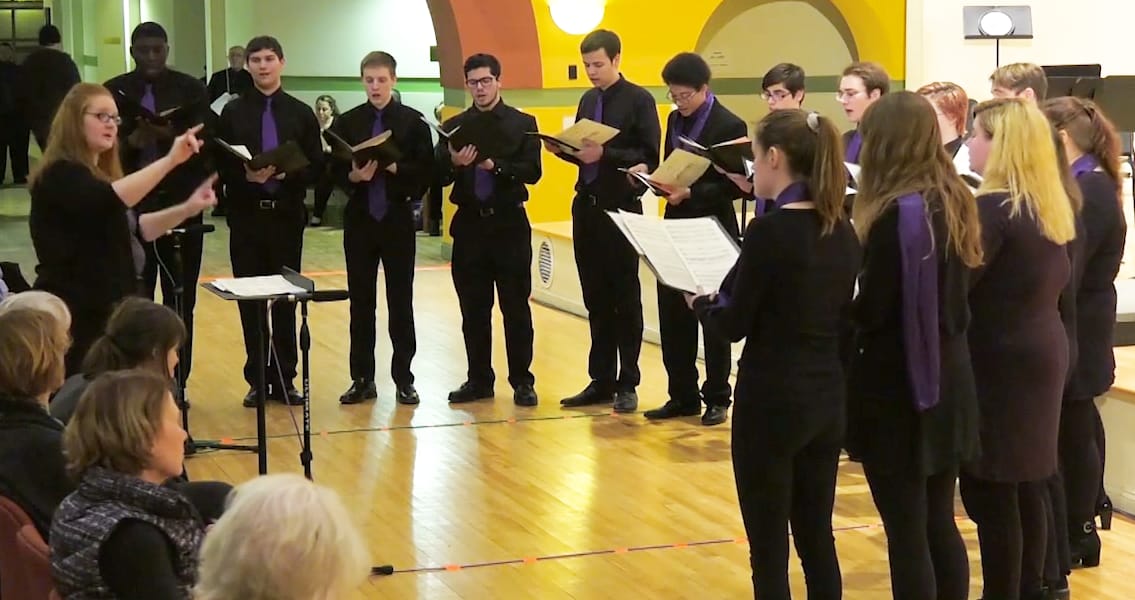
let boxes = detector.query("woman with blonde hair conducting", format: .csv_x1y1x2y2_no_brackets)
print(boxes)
195,473,370,600
961,97,1078,600
28,82,216,375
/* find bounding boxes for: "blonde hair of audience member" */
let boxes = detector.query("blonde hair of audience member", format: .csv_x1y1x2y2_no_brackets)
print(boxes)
0,308,70,402
0,290,72,333
969,98,1077,245
194,474,369,600
917,81,969,142
63,369,186,483
752,110,846,234
990,62,1048,101
854,91,984,268
1043,96,1124,194
29,83,124,186
81,297,185,378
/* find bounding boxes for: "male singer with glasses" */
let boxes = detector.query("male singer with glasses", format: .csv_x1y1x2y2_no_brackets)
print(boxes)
837,61,890,165
546,29,660,414
104,21,212,386
436,54,542,407
761,63,806,110
215,36,324,408
330,51,433,407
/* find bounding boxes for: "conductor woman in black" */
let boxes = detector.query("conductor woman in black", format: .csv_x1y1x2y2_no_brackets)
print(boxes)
1044,97,1126,567
547,29,661,412
29,83,217,374
847,91,983,600
215,36,323,407
690,110,860,599
637,52,745,427
331,51,432,406
436,54,541,407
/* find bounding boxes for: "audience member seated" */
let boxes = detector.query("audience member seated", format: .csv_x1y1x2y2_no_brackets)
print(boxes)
51,369,209,599
51,297,185,425
194,473,369,600
0,307,73,538
0,289,71,330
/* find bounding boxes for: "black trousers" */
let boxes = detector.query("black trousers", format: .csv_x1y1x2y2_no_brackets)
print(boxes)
141,226,204,379
1060,399,1103,529
344,204,416,385
31,121,48,152
571,196,642,392
863,465,969,600
1041,472,1070,584
312,161,334,219
657,283,732,407
451,206,534,388
0,114,29,182
959,475,1048,599
732,382,843,599
228,207,304,389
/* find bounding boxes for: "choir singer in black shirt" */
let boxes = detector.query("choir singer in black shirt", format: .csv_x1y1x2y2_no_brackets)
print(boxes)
215,36,323,408
638,52,745,427
548,29,661,413
330,51,432,406
689,110,859,598
436,54,541,407
105,21,212,384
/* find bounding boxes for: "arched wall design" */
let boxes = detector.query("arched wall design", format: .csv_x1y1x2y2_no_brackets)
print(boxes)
696,0,859,64
426,0,544,90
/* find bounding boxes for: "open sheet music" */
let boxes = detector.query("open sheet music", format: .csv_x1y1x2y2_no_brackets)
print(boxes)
210,275,306,297
608,211,739,294
619,149,712,196
678,135,753,174
527,118,619,152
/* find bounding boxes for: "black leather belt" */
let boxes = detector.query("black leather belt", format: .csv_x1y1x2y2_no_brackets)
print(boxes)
257,199,277,210
473,203,522,217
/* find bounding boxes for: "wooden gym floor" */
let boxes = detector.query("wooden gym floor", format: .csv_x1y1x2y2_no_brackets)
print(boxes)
3,187,1135,598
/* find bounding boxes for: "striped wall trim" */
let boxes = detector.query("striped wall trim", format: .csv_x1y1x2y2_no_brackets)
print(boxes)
279,76,441,93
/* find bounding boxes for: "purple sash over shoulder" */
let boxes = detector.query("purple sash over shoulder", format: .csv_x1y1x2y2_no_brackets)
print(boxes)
897,192,940,412
1071,154,1099,179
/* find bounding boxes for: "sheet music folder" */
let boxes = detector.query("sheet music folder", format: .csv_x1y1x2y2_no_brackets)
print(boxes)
203,270,315,301
607,210,740,294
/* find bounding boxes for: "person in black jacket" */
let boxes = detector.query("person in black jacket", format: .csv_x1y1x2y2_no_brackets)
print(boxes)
847,91,984,600
548,29,660,413
0,42,29,184
105,22,213,387
436,54,541,407
215,36,323,408
19,25,80,149
206,45,252,103
638,53,745,427
330,51,432,406
690,109,860,599
1044,97,1127,568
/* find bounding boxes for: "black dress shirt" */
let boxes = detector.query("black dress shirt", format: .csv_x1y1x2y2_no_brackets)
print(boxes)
329,100,434,213
215,87,323,210
104,68,213,215
436,100,541,209
206,68,253,101
662,99,747,235
553,75,661,206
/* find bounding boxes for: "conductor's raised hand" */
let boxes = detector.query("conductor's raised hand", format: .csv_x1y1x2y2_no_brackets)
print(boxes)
348,160,379,183
244,163,277,184
449,144,477,167
167,124,204,165
184,174,219,215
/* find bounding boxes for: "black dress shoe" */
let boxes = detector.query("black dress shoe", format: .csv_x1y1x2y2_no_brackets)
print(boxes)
702,405,729,426
613,391,638,413
448,381,494,404
279,387,304,406
513,384,538,407
643,400,701,420
397,384,420,405
340,379,378,405
560,383,614,407
1070,522,1101,568
242,388,263,408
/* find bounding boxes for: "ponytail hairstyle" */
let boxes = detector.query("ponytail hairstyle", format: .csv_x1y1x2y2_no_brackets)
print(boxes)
1051,126,1085,214
753,109,846,234
1042,96,1123,194
856,91,983,268
81,297,186,378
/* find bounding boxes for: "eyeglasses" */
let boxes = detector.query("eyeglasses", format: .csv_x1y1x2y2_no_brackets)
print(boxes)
465,77,496,89
761,90,791,101
666,90,698,103
836,90,863,101
85,112,121,125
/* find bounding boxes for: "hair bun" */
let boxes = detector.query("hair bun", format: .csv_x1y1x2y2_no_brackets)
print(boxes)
806,111,821,133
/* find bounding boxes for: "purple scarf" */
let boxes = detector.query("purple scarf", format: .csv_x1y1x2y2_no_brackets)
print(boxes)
897,192,940,412
668,92,715,151
774,181,809,209
1071,154,1099,179
845,130,863,164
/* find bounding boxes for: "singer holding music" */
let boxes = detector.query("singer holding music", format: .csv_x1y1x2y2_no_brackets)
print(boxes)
105,21,214,383
28,82,216,375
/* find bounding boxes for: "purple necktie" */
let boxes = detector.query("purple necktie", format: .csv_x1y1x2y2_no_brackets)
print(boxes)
581,93,603,184
139,83,159,166
261,96,280,193
474,163,494,202
368,109,388,221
